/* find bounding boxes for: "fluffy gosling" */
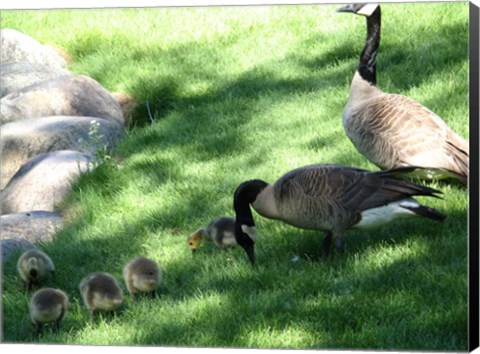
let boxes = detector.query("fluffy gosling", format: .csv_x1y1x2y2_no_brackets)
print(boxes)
17,249,55,289
30,288,68,335
79,272,123,316
123,257,161,300
188,216,237,252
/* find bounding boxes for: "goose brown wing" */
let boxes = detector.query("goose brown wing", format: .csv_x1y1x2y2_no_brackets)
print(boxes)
274,164,368,202
340,168,442,212
361,94,468,176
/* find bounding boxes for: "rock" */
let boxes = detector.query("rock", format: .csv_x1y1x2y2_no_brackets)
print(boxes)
0,74,124,126
48,44,72,65
0,29,66,70
0,211,63,244
0,61,70,98
1,116,124,190
0,151,94,214
1,238,35,263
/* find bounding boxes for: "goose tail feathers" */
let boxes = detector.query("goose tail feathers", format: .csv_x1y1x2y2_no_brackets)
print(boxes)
400,204,446,222
378,167,444,198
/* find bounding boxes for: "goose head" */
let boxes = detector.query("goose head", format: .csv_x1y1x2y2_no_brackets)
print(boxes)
233,179,269,265
337,3,379,17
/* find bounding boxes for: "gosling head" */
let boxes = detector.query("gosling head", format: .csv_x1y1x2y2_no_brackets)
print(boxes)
233,179,268,266
27,258,39,281
187,229,205,252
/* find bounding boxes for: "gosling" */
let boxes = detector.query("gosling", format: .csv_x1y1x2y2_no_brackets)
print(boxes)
188,216,237,252
17,249,55,289
30,288,68,335
79,272,123,316
123,257,161,300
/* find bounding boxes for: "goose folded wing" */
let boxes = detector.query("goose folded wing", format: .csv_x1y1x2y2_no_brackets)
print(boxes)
340,169,442,212
276,164,367,201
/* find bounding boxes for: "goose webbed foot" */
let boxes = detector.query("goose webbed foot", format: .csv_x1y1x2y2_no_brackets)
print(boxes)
335,236,345,255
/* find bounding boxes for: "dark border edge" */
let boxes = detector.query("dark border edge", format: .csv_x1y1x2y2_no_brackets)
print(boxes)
469,1,480,352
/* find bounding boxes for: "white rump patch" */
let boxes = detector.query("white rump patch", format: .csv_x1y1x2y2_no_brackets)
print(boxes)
354,199,419,229
241,224,257,242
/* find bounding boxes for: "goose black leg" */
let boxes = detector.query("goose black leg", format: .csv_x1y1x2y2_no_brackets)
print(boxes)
335,234,345,254
321,232,333,259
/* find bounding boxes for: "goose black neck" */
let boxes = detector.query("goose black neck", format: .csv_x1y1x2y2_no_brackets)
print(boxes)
358,6,381,85
233,179,267,227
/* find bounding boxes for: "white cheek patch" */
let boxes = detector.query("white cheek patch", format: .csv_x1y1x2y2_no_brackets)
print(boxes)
358,3,379,16
241,224,257,242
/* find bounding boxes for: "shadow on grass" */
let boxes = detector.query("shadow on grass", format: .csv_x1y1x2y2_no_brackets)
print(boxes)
124,205,466,349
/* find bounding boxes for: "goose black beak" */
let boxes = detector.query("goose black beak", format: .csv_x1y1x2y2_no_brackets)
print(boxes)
337,4,356,13
245,243,255,266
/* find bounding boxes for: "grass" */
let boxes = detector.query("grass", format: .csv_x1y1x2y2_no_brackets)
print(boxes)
1,2,469,350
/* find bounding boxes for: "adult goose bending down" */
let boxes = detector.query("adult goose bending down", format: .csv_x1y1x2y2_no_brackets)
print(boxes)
338,3,468,184
233,164,445,265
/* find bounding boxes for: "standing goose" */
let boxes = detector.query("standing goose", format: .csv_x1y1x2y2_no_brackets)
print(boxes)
233,164,445,265
338,3,468,184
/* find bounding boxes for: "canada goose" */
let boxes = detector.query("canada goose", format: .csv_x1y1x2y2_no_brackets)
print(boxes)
188,216,237,252
338,3,468,184
30,288,68,335
123,257,161,300
79,272,123,316
17,249,55,289
233,164,445,265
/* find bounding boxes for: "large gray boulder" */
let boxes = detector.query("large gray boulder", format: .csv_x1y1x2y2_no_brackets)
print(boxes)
0,150,94,214
0,61,70,98
0,211,64,244
1,116,124,190
0,29,66,70
0,74,124,126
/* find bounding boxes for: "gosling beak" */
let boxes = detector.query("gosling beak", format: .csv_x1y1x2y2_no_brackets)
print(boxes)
191,249,197,255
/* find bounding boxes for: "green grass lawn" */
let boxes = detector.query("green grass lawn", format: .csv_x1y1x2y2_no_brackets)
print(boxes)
1,2,469,350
